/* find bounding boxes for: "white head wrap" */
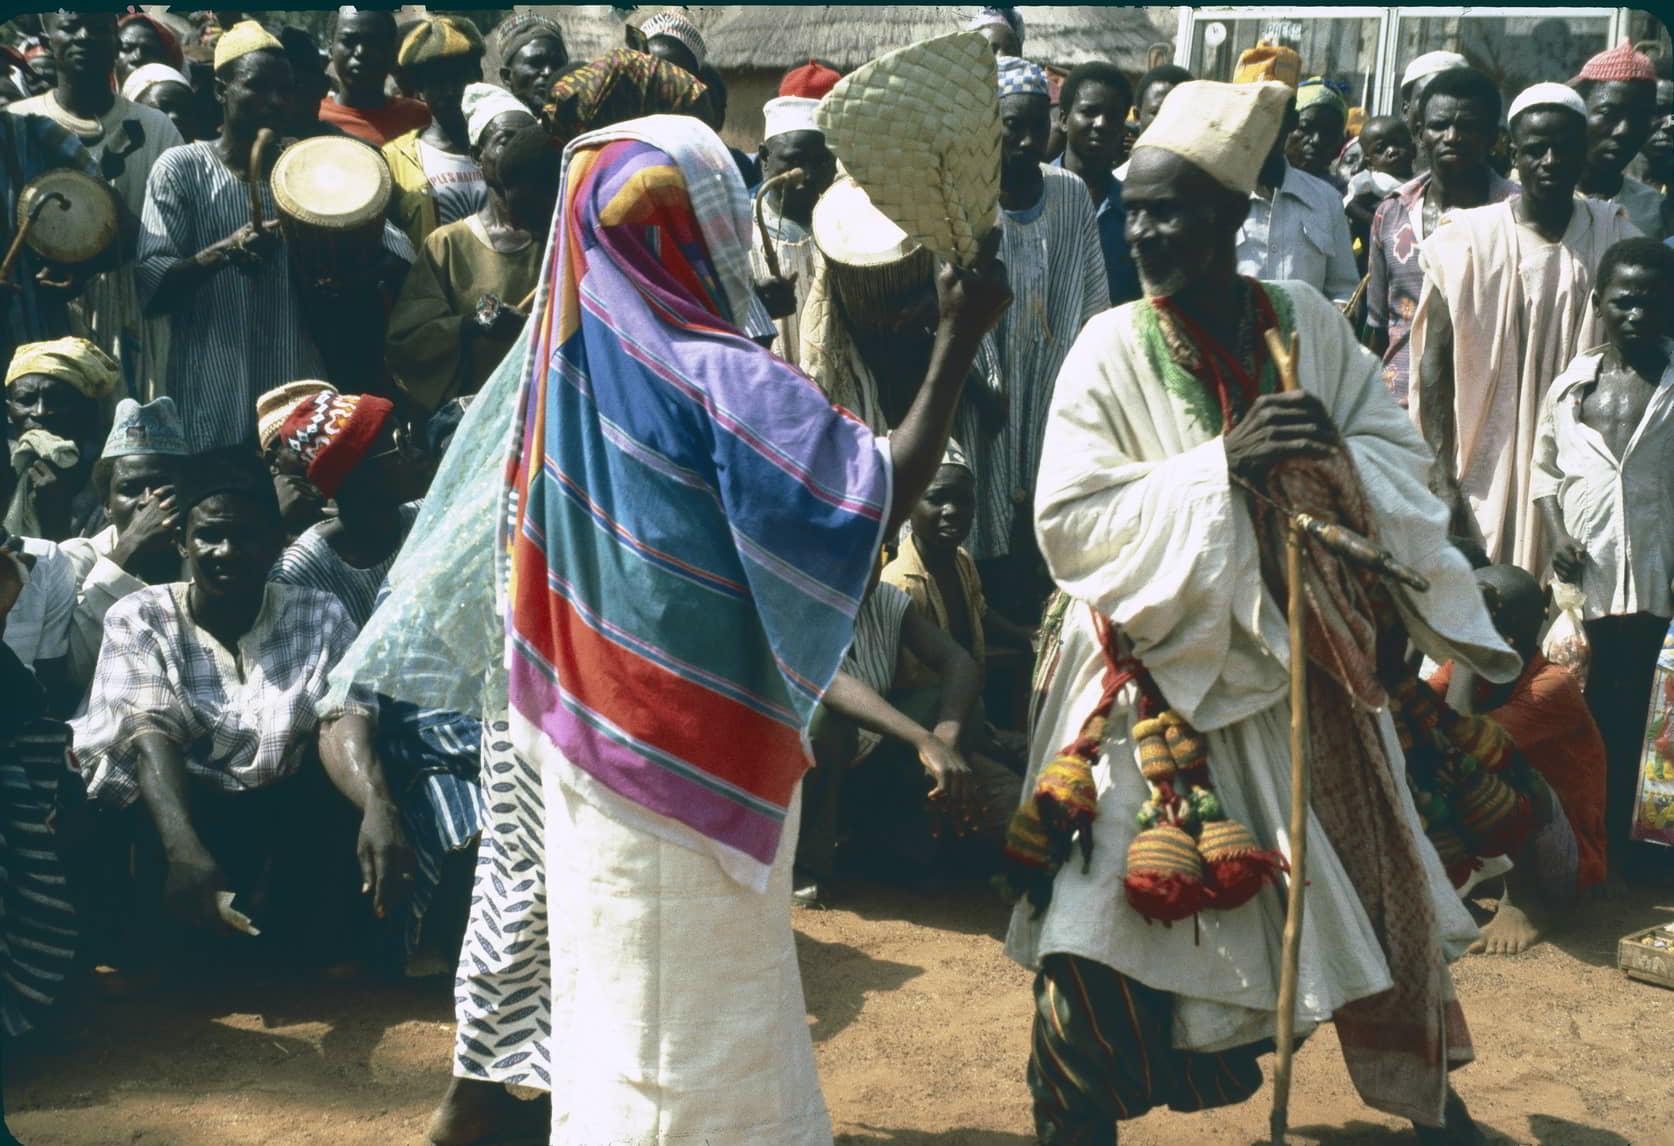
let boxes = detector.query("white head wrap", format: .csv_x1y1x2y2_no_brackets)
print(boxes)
762,96,820,141
1508,82,1588,124
1131,80,1293,196
120,61,191,102
1401,50,1470,91
463,82,533,147
640,10,706,69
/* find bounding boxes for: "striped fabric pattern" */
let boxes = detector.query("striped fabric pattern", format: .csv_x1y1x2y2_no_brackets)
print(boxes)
1,720,80,1039
957,165,1108,561
137,142,415,450
504,132,889,890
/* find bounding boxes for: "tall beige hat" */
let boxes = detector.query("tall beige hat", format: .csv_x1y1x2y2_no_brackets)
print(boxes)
1131,80,1293,196
814,31,1000,268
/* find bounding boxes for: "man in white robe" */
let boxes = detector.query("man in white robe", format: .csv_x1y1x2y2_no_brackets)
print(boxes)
1007,80,1521,1146
1409,83,1639,575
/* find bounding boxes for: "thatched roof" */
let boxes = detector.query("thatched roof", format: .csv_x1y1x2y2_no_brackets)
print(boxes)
516,6,1178,74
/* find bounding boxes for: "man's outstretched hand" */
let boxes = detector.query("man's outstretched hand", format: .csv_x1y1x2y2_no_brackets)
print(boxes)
1224,391,1339,483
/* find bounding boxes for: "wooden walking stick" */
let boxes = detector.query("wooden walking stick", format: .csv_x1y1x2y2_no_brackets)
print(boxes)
1264,327,1310,1146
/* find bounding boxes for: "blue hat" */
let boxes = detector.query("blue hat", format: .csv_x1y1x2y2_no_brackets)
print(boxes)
996,55,1048,100
101,397,188,460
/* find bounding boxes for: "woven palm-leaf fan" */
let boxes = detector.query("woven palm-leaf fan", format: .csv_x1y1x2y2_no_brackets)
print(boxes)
815,31,1001,269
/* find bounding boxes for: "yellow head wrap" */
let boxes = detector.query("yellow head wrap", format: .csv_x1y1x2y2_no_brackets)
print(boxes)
1233,43,1301,89
213,19,283,73
5,337,120,401
398,15,485,71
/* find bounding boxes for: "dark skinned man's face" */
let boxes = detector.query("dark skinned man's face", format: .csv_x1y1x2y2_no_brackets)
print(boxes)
46,12,118,83
106,454,176,534
1595,262,1671,358
217,51,293,138
412,57,479,140
6,373,96,441
329,13,395,103
1420,93,1496,181
977,24,1021,59
1136,81,1178,135
501,35,567,111
1645,80,1674,182
117,20,169,82
1512,108,1588,207
1061,80,1130,172
1287,103,1345,178
179,494,283,601
759,130,835,223
999,92,1051,190
1583,79,1656,179
1123,147,1243,298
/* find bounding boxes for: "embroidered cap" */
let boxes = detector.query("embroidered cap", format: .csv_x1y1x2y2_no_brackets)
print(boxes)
101,397,188,460
996,55,1049,100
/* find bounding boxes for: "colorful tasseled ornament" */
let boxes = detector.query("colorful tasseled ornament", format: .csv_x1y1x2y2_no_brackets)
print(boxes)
1197,817,1288,910
1453,768,1534,857
1123,824,1209,923
1122,705,1283,926
1036,754,1100,869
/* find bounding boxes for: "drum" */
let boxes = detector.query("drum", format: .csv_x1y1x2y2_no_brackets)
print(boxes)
16,168,118,265
270,135,391,291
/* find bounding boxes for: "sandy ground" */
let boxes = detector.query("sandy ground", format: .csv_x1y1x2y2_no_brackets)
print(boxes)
6,879,1674,1146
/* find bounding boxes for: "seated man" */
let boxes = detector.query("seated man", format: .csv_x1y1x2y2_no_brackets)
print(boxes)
256,379,336,541
795,575,1022,906
5,337,121,541
1428,565,1609,954
72,447,414,968
60,396,187,695
268,390,428,626
388,108,558,413
883,441,1035,748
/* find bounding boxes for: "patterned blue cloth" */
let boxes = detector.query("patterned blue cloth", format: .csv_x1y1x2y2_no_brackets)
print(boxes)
996,55,1049,100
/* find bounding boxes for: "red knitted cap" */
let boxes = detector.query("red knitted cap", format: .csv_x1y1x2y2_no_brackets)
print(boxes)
276,391,394,499
780,59,840,100
1572,39,1656,85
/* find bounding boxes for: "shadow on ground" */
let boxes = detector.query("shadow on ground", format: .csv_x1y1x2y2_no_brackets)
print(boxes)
796,930,923,1044
838,1129,1033,1145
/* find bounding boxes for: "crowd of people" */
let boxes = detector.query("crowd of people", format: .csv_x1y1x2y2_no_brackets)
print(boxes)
1,6,1671,1146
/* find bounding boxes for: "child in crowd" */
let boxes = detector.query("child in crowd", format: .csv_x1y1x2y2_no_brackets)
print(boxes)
1533,237,1674,881
1345,116,1417,270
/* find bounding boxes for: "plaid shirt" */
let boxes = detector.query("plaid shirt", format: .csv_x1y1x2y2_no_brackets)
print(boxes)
72,582,374,807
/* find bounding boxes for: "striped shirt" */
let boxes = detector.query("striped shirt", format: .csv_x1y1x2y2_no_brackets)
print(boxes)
137,141,415,450
841,582,911,759
268,503,421,626
958,165,1109,560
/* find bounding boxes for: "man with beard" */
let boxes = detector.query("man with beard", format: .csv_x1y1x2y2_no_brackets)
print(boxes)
1571,40,1663,239
957,55,1106,629
1053,61,1141,305
1367,67,1518,410
1410,82,1639,574
137,21,412,449
1008,77,1516,1146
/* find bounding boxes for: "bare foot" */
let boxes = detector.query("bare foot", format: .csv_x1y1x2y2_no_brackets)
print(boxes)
1467,898,1545,956
426,1077,550,1146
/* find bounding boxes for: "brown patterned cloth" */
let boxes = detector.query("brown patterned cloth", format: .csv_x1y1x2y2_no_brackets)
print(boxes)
1253,448,1470,1127
540,48,708,149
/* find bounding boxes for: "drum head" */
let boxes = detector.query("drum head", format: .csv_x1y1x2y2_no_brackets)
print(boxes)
271,136,392,230
19,169,117,264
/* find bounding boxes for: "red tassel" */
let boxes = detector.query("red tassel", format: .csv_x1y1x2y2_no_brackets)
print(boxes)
1123,871,1210,924
1204,851,1289,911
